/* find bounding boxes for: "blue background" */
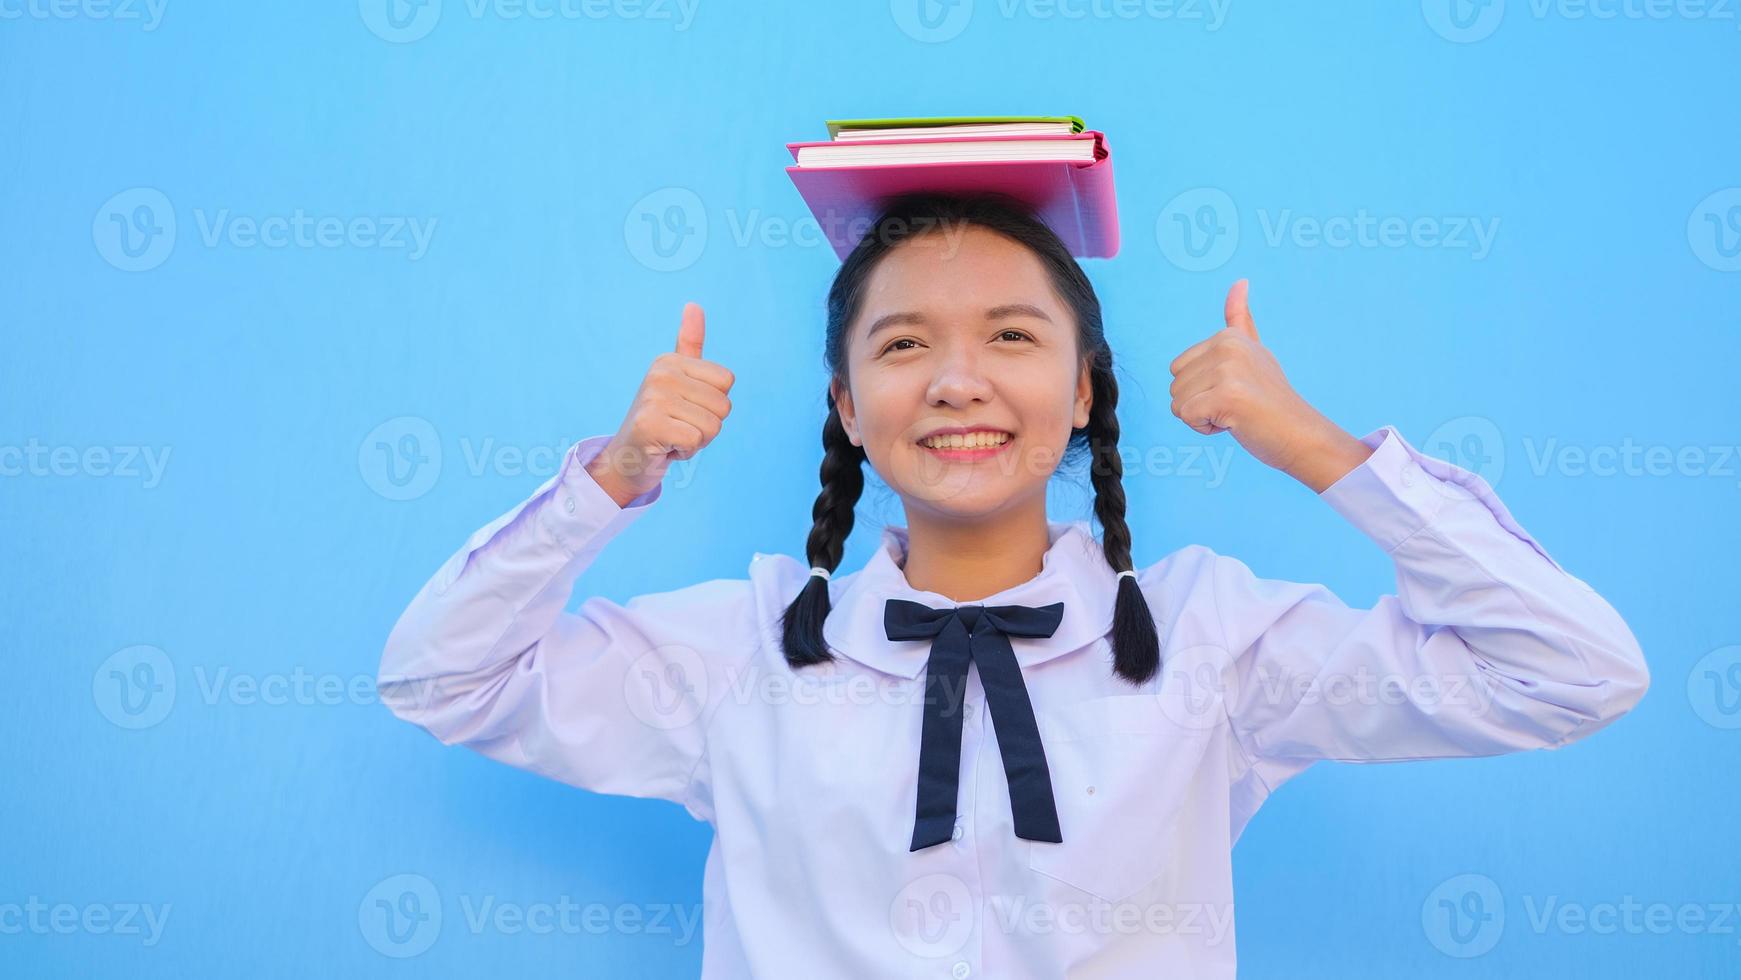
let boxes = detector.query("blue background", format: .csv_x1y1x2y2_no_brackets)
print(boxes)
3,1,1737,976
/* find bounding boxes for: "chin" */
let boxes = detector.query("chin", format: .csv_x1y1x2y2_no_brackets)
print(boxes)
894,477,1031,523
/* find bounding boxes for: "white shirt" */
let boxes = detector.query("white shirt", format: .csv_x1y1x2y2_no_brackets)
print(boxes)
377,423,1650,978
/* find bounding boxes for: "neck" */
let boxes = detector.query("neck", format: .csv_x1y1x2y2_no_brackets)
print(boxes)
897,497,1053,603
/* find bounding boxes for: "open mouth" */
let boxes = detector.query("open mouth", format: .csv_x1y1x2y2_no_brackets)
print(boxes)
917,428,1015,460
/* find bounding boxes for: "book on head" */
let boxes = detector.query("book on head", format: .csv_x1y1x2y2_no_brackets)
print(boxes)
784,115,1121,260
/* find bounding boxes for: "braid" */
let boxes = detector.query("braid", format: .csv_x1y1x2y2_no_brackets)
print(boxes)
1086,356,1162,684
779,390,866,667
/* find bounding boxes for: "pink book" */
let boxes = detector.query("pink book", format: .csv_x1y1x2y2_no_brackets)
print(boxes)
784,131,1120,260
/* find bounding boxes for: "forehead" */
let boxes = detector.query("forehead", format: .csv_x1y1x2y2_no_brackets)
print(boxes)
855,225,1062,324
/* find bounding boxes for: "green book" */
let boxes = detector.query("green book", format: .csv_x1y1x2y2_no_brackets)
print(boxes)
824,115,1087,141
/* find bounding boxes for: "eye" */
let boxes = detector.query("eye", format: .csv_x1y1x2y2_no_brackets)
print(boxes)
996,329,1034,343
881,337,921,354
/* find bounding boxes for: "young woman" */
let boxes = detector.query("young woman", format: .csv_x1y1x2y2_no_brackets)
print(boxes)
378,194,1650,978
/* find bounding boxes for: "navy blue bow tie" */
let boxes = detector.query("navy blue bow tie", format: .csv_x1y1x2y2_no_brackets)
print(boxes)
884,598,1066,851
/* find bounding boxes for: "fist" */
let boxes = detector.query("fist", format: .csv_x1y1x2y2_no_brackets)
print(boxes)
1168,281,1368,490
587,302,735,506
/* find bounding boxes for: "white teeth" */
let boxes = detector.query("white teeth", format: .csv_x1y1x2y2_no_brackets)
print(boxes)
921,431,1011,450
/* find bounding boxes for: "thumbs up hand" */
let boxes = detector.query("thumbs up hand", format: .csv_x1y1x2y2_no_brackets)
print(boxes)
1168,281,1372,493
587,302,736,507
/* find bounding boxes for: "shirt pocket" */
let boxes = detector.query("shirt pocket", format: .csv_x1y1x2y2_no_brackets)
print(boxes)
1026,692,1214,904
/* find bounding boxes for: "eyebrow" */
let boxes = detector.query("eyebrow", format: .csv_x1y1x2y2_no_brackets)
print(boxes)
864,303,1055,341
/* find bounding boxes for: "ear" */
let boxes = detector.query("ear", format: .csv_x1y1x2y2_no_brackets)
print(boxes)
829,375,862,446
1073,357,1093,430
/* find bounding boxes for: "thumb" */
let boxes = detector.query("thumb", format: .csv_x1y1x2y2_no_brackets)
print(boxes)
1223,279,1260,342
675,301,705,358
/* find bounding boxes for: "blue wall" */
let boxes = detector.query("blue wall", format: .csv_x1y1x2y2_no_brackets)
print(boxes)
3,2,1736,976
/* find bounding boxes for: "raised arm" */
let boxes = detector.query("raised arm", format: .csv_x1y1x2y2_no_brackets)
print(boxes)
1162,281,1648,779
1209,423,1649,770
378,302,750,819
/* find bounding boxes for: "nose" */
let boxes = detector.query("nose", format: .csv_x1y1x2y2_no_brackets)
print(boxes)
924,340,994,408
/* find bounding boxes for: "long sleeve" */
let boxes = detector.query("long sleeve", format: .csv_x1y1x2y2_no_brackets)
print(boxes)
1215,424,1650,775
377,434,761,821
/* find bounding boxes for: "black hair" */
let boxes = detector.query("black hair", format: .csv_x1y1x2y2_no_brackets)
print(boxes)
778,193,1161,684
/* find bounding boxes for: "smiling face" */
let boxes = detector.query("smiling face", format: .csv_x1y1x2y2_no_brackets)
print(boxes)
831,225,1094,521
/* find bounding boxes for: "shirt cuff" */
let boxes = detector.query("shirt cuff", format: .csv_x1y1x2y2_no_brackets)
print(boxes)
1316,425,1450,553
536,434,663,555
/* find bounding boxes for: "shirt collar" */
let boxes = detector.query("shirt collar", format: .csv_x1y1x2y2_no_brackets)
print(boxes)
820,519,1118,679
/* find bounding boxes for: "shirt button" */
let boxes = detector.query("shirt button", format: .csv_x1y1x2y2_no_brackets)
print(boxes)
952,962,971,979
563,495,576,514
